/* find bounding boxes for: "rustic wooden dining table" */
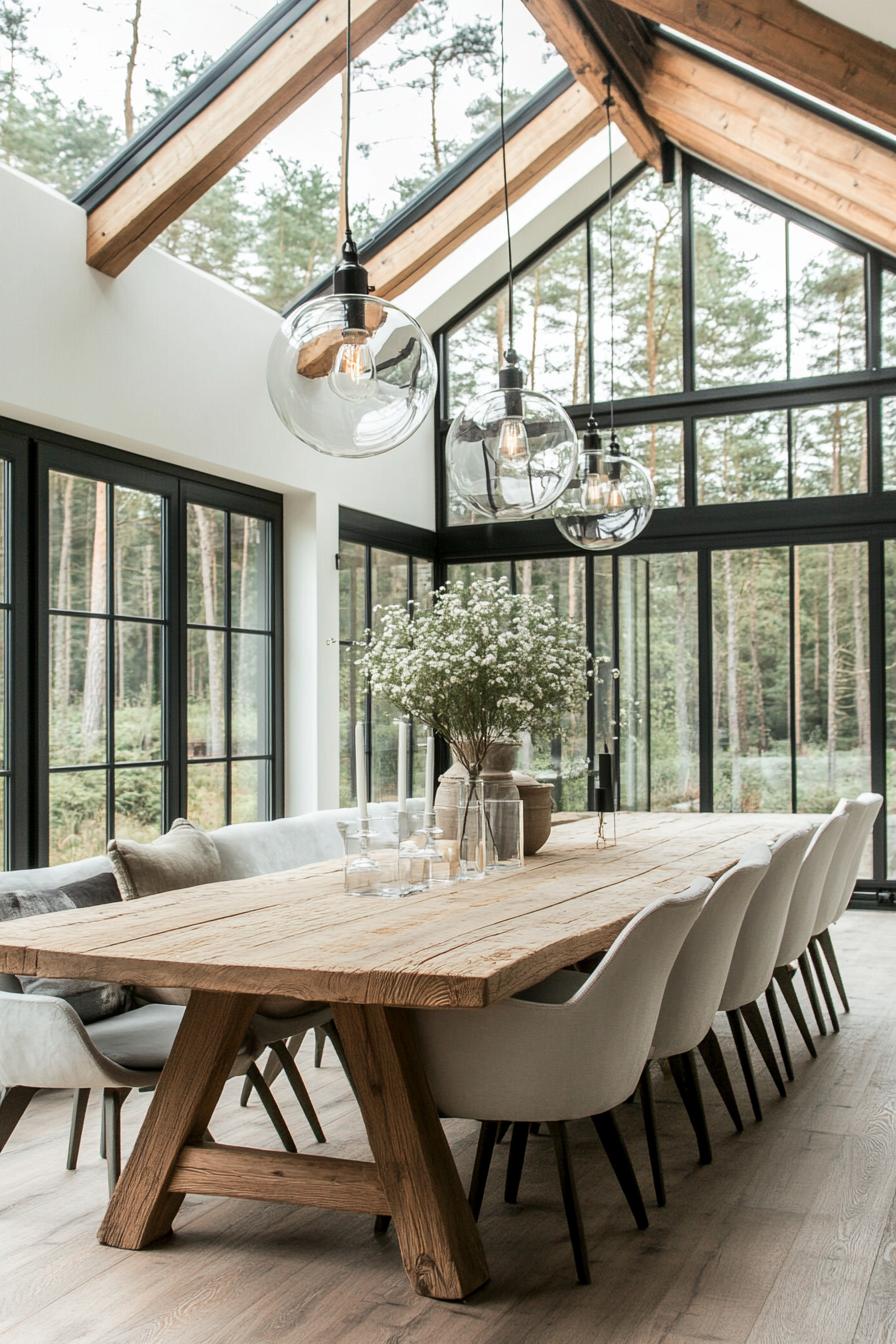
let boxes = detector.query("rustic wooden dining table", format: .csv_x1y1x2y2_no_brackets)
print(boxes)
0,810,807,1301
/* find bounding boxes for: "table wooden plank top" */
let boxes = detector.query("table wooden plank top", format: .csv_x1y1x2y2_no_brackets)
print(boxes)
0,812,817,1009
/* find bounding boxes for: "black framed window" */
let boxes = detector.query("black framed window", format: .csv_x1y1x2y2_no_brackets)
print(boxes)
338,510,435,808
433,155,896,897
0,418,282,870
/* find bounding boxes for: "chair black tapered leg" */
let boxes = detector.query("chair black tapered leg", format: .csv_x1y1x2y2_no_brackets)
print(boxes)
66,1089,90,1171
817,929,849,1012
548,1121,591,1285
244,1063,297,1153
468,1121,499,1221
270,1039,326,1143
798,952,827,1037
808,939,840,1033
263,1032,303,1088
698,1029,743,1133
740,1001,787,1098
496,1120,511,1144
765,981,795,1082
314,1025,327,1067
504,1121,530,1204
638,1063,665,1206
102,1088,128,1197
668,1050,713,1164
239,1071,255,1107
0,1085,38,1153
591,1108,649,1231
773,966,818,1058
727,1009,762,1122
373,1215,391,1236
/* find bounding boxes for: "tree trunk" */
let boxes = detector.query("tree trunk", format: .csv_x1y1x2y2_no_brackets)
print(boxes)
123,0,143,140
194,506,226,757
793,548,802,757
429,61,440,172
54,475,74,711
674,552,691,800
851,545,870,751
826,545,839,790
528,268,540,390
747,552,768,752
82,484,107,749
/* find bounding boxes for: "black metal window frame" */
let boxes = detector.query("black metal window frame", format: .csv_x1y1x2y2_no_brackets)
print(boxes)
427,154,896,899
0,415,283,870
338,507,436,802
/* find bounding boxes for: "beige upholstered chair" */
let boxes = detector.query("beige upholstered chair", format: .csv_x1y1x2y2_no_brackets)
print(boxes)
412,881,708,1284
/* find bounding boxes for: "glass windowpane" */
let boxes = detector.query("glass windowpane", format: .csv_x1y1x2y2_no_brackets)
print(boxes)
115,767,163,844
647,553,700,809
187,503,225,625
187,762,227,831
880,269,895,367
115,620,162,761
791,402,867,498
618,558,649,810
340,643,364,808
114,487,162,618
232,633,270,756
622,422,684,508
187,628,226,758
49,770,106,865
884,398,896,492
49,474,108,613
788,224,865,378
232,759,270,824
516,227,589,406
713,548,791,810
231,514,270,630
446,290,508,418
50,616,107,765
698,410,788,504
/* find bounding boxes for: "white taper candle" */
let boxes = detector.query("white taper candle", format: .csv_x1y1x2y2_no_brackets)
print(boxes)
355,720,368,821
397,719,408,812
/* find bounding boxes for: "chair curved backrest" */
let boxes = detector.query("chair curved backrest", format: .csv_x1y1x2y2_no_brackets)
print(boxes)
777,811,849,966
812,800,864,937
0,990,151,1090
720,826,816,1012
828,792,882,926
414,879,709,1124
651,844,771,1059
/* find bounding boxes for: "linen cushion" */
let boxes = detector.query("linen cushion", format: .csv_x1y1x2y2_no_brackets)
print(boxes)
108,817,222,900
86,1003,184,1070
0,887,130,1023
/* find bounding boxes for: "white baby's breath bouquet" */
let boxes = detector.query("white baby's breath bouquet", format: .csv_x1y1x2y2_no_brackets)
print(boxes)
357,576,591,776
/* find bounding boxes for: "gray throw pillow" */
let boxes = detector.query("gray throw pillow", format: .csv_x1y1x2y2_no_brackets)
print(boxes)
58,871,122,909
107,817,222,900
0,887,131,1023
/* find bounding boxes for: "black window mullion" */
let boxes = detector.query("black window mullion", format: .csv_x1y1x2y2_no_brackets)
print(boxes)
868,538,886,883
697,549,714,812
224,510,233,826
585,554,596,812
788,546,798,813
106,484,115,844
168,483,184,825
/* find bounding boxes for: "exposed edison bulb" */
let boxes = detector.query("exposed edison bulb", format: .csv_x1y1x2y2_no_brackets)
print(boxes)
605,478,626,511
581,469,607,510
497,415,530,465
328,329,377,402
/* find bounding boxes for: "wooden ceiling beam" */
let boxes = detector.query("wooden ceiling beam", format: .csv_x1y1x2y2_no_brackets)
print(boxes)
610,0,896,140
368,82,602,298
642,38,896,256
523,0,664,167
86,0,415,277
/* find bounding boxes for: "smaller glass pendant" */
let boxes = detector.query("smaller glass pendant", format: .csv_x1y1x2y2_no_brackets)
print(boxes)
446,350,579,520
553,417,655,551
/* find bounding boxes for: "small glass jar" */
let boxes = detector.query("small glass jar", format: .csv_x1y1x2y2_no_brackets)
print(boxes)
483,798,524,871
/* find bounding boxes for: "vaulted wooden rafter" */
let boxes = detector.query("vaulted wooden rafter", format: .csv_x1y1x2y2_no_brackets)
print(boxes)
522,0,664,168
606,0,896,140
86,0,416,276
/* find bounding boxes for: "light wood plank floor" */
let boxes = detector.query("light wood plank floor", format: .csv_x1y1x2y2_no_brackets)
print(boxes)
2,909,895,1344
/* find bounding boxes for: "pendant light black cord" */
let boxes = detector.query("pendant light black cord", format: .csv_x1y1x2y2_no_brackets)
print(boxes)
603,71,616,436
499,0,514,352
343,0,352,240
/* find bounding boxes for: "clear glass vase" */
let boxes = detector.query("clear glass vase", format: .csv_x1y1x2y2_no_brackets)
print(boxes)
457,775,487,881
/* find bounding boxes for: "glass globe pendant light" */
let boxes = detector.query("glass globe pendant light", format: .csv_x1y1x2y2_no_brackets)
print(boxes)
552,71,655,551
444,0,578,520
266,0,436,458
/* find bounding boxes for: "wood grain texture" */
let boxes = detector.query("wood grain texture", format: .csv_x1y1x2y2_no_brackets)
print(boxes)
86,0,415,275
0,813,809,1010
0,813,806,1010
98,989,259,1249
642,38,896,258
522,0,663,166
369,82,601,298
610,0,896,140
169,1143,389,1214
333,1003,489,1300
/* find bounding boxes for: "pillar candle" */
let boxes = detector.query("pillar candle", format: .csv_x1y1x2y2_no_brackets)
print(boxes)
355,720,368,822
424,735,435,817
397,719,408,812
